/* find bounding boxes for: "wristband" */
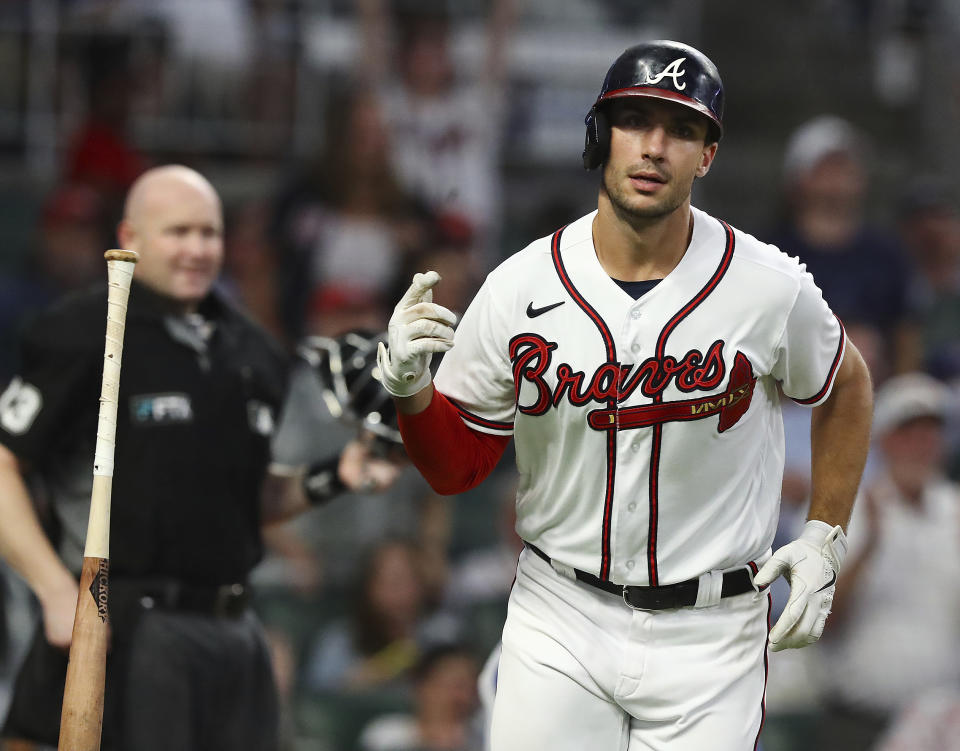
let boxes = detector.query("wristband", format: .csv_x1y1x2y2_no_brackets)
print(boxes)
802,519,848,571
303,455,346,506
376,341,433,398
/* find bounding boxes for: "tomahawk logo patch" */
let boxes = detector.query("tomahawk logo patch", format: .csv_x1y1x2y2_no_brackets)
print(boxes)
645,57,687,90
130,393,193,425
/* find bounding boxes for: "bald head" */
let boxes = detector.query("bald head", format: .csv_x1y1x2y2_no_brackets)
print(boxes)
124,165,221,226
118,165,224,311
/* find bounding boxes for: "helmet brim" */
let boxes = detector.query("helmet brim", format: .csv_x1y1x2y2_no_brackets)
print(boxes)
598,86,723,139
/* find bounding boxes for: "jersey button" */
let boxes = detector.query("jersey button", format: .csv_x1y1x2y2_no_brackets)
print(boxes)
631,441,642,452
631,343,641,353
628,502,637,511
630,309,642,320
626,560,636,570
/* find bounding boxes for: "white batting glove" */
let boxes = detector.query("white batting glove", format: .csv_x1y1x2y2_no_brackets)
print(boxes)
376,271,457,397
753,520,848,651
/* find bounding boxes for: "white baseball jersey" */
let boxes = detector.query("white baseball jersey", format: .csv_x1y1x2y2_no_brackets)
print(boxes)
434,206,845,586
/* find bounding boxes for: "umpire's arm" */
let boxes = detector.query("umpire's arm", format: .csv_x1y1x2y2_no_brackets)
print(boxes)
0,443,79,649
260,439,402,524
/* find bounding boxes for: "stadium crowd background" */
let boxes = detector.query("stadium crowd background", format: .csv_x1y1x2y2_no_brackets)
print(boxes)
0,1,959,750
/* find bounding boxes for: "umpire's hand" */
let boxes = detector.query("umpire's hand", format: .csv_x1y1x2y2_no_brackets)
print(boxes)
40,578,79,649
337,436,403,494
377,271,457,398
754,520,848,651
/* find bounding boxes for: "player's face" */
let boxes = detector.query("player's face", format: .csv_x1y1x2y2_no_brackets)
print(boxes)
126,179,224,310
602,99,718,222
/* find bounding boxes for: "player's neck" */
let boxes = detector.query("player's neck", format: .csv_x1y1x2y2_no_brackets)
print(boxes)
592,198,693,282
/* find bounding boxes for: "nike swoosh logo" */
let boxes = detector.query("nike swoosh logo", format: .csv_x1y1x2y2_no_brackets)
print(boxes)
815,570,837,593
526,301,565,318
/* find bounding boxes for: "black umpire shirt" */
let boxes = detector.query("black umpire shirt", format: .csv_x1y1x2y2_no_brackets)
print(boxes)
0,280,288,585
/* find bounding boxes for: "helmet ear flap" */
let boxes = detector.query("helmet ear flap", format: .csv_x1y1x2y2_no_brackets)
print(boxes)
582,106,610,170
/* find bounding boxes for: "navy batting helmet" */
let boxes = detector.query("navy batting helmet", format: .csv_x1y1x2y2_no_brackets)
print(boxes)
297,330,401,445
583,40,725,170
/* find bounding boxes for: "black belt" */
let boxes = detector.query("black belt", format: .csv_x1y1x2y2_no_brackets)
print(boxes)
111,578,250,617
524,542,756,610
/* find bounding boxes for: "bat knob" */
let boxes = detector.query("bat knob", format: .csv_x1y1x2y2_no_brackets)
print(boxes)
104,249,139,264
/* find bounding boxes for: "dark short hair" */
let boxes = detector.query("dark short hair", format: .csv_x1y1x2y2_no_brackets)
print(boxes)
412,643,477,684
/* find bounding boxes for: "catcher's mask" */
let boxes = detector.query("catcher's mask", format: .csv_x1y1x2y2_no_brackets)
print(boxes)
297,330,402,447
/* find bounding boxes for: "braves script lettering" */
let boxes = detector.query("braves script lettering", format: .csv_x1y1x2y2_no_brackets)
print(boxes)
644,57,687,90
509,333,755,432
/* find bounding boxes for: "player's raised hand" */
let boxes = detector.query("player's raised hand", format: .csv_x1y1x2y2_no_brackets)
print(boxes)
377,271,457,397
753,520,847,651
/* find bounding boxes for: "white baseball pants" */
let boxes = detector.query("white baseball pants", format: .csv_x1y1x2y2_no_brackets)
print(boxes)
489,548,771,751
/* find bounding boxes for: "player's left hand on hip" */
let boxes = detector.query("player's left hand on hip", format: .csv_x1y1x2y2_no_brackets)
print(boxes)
377,270,457,398
753,520,847,651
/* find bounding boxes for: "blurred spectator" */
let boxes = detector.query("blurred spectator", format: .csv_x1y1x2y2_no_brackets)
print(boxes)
357,0,517,268
445,476,521,614
136,0,255,120
270,89,425,341
767,115,917,372
416,490,455,620
29,184,106,292
34,184,109,291
441,476,521,668
262,623,300,749
897,176,960,382
220,199,286,344
391,231,482,322
63,34,148,204
303,539,460,694
357,643,482,751
873,686,960,751
817,372,960,751
864,0,932,108
247,0,300,127
0,184,109,380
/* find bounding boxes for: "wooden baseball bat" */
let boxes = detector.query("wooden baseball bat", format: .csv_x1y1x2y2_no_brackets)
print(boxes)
58,249,138,751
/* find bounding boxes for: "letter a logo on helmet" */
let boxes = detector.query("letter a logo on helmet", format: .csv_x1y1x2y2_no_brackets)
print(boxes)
582,40,725,170
645,57,687,90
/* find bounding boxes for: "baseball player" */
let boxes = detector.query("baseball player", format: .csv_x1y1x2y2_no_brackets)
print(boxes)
376,40,874,751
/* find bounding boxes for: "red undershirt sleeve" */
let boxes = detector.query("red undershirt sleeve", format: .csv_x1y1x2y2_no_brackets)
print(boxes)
397,389,511,495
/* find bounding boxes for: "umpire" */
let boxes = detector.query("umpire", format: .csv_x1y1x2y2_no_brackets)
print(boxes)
0,165,399,750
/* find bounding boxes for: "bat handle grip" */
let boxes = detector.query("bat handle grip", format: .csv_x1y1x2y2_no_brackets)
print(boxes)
84,251,137,559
